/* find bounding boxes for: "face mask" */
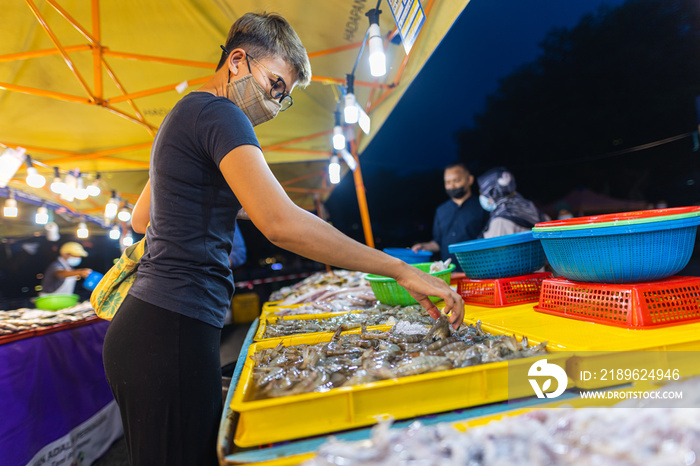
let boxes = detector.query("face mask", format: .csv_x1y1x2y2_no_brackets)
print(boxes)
446,186,468,199
67,257,82,267
226,74,281,126
558,214,574,220
479,195,497,212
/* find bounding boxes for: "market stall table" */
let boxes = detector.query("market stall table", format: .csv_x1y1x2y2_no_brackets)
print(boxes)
0,312,122,466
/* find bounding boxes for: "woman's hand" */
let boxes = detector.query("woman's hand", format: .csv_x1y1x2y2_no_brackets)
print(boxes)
394,263,464,329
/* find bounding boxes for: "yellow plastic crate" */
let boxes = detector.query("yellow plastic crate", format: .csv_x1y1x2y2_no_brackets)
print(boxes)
463,302,700,389
230,330,572,447
231,292,260,324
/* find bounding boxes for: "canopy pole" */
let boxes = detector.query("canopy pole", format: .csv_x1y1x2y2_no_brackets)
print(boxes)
349,141,374,248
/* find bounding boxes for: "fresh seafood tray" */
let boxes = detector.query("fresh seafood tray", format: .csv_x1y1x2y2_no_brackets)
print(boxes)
231,317,569,447
269,270,377,313
305,376,700,466
254,304,434,341
0,301,98,344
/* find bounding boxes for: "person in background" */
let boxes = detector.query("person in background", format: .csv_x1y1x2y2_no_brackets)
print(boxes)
556,201,574,220
229,220,247,269
478,167,549,238
105,12,464,465
224,220,247,325
40,242,92,295
412,162,489,268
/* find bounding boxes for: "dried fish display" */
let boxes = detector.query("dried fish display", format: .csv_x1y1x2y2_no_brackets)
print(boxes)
304,376,700,465
251,315,547,400
262,304,434,339
0,301,95,336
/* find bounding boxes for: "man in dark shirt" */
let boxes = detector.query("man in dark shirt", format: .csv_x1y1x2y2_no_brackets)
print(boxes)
412,163,489,269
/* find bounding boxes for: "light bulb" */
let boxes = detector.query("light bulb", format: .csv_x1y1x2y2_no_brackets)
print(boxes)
3,198,18,217
344,93,358,124
332,125,346,150
122,233,134,247
50,168,65,194
340,149,358,171
74,176,88,200
86,178,101,197
329,155,341,184
109,226,121,240
105,193,118,220
368,23,386,77
35,206,49,225
117,208,131,222
26,167,46,188
77,221,89,238
60,172,76,202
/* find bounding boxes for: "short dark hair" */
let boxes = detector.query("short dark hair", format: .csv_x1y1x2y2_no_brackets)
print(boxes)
444,162,471,175
216,12,312,87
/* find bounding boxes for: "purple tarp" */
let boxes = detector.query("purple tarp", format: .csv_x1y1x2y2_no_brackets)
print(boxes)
0,320,115,466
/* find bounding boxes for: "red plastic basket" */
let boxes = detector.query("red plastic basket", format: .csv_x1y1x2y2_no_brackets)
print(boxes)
534,276,700,328
457,272,552,307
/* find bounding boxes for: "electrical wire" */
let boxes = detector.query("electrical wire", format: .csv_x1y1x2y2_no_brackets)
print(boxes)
546,132,693,167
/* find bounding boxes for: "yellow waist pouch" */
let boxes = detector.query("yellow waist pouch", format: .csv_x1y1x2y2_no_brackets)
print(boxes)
90,236,146,321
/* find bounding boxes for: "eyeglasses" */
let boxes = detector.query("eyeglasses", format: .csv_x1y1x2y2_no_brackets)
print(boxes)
246,53,293,111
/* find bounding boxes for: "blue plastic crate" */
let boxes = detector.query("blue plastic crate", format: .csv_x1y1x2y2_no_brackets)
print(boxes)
448,232,545,279
532,217,700,283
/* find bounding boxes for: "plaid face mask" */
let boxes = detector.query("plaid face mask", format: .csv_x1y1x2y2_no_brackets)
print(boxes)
226,74,282,126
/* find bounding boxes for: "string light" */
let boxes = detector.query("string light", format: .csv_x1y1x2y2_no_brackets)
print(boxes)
77,220,89,238
105,191,119,220
328,154,341,184
366,8,386,77
74,174,89,200
86,173,101,197
25,157,46,189
109,225,121,240
50,167,65,194
332,110,346,150
3,190,18,217
122,232,134,247
60,171,77,202
117,208,131,222
35,205,49,225
344,74,359,124
0,147,26,189
339,148,358,171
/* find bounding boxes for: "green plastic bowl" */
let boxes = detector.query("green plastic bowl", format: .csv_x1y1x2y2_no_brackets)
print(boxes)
35,294,80,311
365,262,455,306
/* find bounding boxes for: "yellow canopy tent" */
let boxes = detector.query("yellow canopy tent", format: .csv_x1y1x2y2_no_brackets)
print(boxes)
0,0,469,241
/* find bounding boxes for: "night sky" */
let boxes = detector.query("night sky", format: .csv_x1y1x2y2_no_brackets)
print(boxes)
325,0,651,246
354,0,627,176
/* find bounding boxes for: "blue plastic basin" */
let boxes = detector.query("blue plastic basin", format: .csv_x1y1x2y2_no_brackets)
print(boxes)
448,232,545,279
532,217,700,283
383,248,433,264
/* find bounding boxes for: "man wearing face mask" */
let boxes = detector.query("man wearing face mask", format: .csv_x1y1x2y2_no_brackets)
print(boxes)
412,163,489,269
40,242,92,296
104,12,465,465
477,167,549,238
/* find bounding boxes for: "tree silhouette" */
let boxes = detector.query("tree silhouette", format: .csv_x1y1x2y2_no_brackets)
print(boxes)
456,0,700,206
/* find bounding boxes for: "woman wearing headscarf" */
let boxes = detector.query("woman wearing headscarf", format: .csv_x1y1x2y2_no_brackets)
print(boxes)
477,167,549,238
